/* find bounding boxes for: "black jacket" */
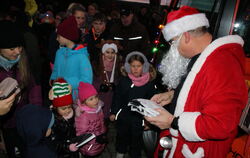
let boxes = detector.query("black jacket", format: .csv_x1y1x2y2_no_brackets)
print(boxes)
110,18,150,59
111,76,158,115
48,112,78,158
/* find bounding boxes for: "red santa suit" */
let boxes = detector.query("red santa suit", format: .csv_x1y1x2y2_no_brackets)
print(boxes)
162,35,248,158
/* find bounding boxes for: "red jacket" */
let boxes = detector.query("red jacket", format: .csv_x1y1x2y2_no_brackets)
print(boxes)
163,35,248,158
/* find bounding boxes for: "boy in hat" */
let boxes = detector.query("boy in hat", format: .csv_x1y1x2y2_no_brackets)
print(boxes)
145,6,248,158
50,16,93,102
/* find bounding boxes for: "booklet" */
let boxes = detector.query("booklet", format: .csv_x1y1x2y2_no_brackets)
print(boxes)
71,133,96,148
128,98,165,117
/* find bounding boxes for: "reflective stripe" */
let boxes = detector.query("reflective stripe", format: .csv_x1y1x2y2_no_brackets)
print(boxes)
129,36,142,40
114,37,123,40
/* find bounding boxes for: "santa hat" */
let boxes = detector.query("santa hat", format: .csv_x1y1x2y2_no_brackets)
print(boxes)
78,82,97,101
162,6,209,41
51,78,73,107
57,16,80,42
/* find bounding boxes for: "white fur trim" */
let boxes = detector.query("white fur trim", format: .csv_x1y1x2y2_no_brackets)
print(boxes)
179,112,205,141
168,137,178,158
182,144,204,158
169,35,244,155
175,35,244,117
162,13,209,41
102,43,118,53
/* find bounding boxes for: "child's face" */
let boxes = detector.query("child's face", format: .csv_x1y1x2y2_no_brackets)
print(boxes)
57,105,73,118
103,48,116,62
92,20,106,34
84,95,99,108
130,60,143,77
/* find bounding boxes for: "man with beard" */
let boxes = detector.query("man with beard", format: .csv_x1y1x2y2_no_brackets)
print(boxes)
145,6,248,158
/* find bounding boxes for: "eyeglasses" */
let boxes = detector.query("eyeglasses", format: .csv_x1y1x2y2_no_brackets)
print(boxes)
168,40,176,46
168,34,183,46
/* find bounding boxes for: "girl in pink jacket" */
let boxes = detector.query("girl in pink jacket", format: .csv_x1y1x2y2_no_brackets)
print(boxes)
75,82,106,157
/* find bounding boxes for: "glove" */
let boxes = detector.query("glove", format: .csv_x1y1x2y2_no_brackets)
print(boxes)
69,143,78,152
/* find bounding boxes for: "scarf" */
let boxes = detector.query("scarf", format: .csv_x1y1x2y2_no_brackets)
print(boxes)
128,72,150,87
103,55,115,72
0,55,20,71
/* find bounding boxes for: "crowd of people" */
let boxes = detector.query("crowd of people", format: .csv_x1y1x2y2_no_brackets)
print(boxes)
0,0,248,158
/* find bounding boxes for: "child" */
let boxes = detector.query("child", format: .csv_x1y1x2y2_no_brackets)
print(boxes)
50,16,93,101
48,78,79,158
75,82,106,157
109,51,158,158
92,40,122,121
16,104,57,158
86,13,109,63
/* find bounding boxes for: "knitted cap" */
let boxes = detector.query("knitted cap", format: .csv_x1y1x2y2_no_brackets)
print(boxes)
78,82,97,101
57,16,80,41
102,43,118,53
162,6,209,41
0,20,24,49
52,78,73,107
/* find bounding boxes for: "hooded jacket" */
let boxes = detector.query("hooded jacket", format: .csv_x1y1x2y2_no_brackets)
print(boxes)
16,104,57,158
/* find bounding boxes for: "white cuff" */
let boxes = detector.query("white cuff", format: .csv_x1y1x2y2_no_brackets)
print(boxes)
179,112,205,141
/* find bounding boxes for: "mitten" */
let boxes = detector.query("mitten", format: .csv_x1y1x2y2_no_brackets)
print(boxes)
69,143,78,152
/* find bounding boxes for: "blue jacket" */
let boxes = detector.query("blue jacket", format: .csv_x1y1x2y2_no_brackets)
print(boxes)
50,45,93,100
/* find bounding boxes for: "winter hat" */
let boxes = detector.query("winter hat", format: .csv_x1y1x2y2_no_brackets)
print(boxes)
57,16,80,41
162,6,209,41
102,43,118,54
0,20,24,49
78,82,97,101
50,78,73,107
124,51,149,74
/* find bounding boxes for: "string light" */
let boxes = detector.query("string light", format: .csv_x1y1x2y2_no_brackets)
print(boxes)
158,24,164,29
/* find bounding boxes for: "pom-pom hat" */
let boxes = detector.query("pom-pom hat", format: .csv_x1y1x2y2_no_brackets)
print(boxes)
162,6,209,41
57,16,80,42
78,82,97,101
51,78,73,107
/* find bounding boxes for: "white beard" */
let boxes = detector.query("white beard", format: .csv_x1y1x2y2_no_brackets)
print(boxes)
159,44,190,89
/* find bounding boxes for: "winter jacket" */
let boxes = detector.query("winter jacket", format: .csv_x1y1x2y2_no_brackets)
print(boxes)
50,45,93,100
162,35,248,158
48,112,78,158
0,65,42,128
75,102,106,156
110,18,150,59
16,104,57,158
111,76,158,116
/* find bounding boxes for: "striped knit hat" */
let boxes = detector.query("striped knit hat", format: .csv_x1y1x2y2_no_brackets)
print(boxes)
51,78,73,107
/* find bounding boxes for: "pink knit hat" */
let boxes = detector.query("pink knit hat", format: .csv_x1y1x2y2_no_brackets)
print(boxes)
78,82,97,101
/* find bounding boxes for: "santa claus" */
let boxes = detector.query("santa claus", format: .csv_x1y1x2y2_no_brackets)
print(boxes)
145,6,248,158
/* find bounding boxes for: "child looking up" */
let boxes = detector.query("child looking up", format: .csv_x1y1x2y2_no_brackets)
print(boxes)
75,82,106,157
16,104,57,158
50,16,93,101
48,78,79,158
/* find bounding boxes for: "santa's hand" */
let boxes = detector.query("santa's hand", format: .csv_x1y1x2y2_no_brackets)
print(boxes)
69,143,78,152
145,108,174,130
150,90,174,106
